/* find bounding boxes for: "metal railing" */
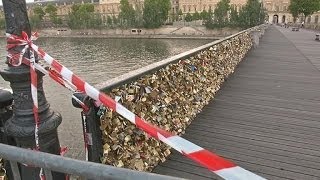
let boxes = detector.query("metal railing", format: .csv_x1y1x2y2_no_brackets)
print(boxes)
0,24,267,180
0,143,184,180
95,24,266,92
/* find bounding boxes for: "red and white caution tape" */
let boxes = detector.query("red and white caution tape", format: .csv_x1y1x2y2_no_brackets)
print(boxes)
7,32,71,180
6,32,266,180
7,32,44,179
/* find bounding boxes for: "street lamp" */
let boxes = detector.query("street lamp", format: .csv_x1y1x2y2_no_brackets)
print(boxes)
0,0,65,179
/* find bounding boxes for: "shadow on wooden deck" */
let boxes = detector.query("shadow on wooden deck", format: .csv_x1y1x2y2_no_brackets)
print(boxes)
153,26,320,180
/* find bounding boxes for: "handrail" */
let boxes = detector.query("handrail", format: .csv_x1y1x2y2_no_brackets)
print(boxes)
0,143,184,180
95,24,265,91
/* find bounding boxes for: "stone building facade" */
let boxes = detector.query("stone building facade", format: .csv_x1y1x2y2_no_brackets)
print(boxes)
1,0,319,26
179,0,246,14
178,0,320,24
263,0,320,24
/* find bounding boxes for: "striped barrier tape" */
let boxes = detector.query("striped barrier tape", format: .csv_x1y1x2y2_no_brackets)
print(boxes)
7,32,73,180
7,32,45,179
6,32,266,180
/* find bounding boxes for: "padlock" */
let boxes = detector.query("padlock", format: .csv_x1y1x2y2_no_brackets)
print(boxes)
0,168,7,180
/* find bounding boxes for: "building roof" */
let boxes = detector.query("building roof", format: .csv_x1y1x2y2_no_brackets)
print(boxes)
28,0,97,7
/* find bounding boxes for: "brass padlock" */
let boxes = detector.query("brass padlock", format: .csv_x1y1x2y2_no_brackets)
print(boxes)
0,168,7,180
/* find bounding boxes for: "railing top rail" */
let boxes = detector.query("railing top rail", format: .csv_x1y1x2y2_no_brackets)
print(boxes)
0,143,185,180
96,24,265,91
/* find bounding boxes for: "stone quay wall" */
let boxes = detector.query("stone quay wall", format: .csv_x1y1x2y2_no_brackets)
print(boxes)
95,25,267,172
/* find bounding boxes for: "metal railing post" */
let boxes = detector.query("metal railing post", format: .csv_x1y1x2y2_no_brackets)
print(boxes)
72,93,103,163
0,0,65,179
0,143,185,180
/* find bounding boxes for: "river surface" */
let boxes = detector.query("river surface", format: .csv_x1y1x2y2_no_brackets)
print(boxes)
0,37,212,159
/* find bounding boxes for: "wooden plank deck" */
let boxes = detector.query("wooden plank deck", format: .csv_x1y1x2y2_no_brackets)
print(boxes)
153,26,320,180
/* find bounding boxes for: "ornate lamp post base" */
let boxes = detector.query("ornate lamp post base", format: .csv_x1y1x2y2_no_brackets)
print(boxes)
0,1,65,179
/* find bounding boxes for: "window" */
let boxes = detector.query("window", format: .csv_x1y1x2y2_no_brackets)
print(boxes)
307,16,311,23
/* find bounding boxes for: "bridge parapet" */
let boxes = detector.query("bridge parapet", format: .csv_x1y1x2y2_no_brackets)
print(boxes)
95,25,267,172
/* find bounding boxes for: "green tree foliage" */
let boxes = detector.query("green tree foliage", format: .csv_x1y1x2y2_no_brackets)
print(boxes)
213,0,231,27
45,4,57,20
204,0,265,29
204,8,214,28
200,10,208,20
45,4,62,26
112,15,119,25
178,9,183,20
289,0,320,22
33,6,45,20
30,15,42,29
0,18,5,29
238,0,265,28
119,0,136,28
229,6,239,27
107,15,113,26
134,1,144,27
171,12,179,22
143,0,171,28
68,4,102,29
288,0,299,22
185,13,193,22
193,11,200,20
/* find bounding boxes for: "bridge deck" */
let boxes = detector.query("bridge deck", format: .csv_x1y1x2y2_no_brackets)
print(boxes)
153,26,320,180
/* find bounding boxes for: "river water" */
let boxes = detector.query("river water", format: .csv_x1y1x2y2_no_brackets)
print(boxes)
0,37,212,159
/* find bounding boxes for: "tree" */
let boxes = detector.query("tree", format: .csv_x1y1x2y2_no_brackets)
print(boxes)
33,6,45,20
45,4,57,18
213,0,231,27
143,0,171,28
30,15,42,29
0,18,5,29
45,4,59,26
112,15,119,25
119,0,136,28
185,13,193,22
204,8,214,28
171,12,179,22
134,1,144,27
53,17,63,25
68,4,102,29
238,0,265,28
193,11,200,20
107,15,113,26
200,10,208,20
229,6,239,27
158,0,171,23
178,9,183,20
288,0,299,22
289,0,320,22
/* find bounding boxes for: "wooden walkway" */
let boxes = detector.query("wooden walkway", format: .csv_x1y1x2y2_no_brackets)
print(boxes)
153,26,320,180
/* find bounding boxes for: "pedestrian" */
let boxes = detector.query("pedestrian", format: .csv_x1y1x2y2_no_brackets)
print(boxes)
301,21,304,28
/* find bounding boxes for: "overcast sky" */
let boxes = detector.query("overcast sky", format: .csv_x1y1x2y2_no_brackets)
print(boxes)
0,0,34,6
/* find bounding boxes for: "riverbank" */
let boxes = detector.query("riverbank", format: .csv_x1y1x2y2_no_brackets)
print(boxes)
39,34,224,40
0,26,240,40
